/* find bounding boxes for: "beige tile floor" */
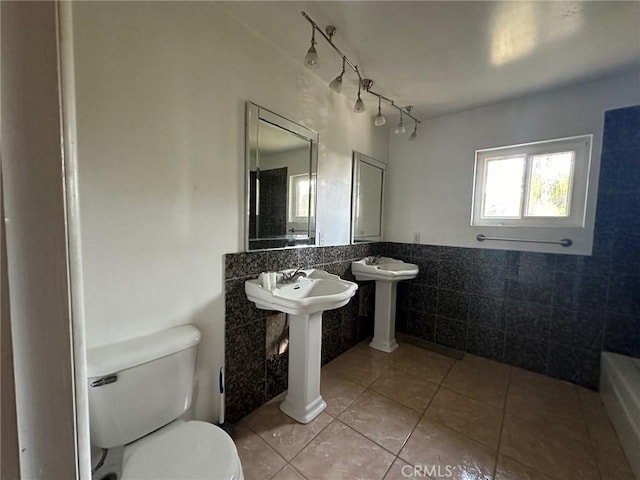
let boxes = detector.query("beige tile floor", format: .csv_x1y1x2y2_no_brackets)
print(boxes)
234,340,635,480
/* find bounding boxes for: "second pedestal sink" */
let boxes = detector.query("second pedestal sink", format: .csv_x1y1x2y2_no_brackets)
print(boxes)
245,269,357,423
352,257,419,353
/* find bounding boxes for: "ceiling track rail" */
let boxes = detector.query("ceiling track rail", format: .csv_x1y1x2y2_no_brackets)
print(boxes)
301,11,421,126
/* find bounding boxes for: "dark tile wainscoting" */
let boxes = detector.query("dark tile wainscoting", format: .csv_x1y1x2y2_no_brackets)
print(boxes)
390,244,606,389
224,243,383,422
223,104,639,421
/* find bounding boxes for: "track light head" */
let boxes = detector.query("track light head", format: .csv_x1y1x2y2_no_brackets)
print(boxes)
305,45,318,68
304,27,318,68
329,58,346,93
409,119,418,140
354,81,366,113
394,113,405,135
354,94,366,113
329,75,343,93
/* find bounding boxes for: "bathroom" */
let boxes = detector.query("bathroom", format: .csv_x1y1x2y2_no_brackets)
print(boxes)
1,1,639,480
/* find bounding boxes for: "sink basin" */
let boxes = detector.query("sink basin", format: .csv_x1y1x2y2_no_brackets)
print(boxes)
351,257,419,353
245,269,358,424
245,269,357,315
351,257,419,282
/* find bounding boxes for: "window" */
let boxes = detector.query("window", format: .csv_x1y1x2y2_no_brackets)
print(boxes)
471,135,592,227
288,173,316,222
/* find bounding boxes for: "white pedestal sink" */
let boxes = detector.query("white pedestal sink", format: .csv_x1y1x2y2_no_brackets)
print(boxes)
352,257,419,353
245,269,358,423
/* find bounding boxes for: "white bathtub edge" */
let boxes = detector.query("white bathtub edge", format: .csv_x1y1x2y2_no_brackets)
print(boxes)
600,352,640,480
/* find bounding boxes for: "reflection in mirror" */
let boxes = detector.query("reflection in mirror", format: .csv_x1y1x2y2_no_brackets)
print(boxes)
351,152,386,243
246,102,318,250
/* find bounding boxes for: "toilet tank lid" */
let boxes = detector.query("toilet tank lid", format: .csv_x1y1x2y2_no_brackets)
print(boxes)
87,325,201,378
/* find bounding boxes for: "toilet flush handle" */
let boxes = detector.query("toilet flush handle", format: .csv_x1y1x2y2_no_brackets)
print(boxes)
90,374,118,387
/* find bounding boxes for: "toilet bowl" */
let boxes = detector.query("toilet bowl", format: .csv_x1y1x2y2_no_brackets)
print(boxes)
121,420,242,479
87,325,243,480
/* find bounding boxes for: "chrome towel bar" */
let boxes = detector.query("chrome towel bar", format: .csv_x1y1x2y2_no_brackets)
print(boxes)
476,234,572,247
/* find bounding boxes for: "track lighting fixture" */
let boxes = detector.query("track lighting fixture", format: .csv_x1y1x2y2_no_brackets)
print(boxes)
329,57,346,93
394,111,406,135
301,11,421,128
374,96,386,126
304,25,318,68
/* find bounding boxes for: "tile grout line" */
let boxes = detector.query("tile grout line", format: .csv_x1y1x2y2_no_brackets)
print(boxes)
343,351,458,478
394,358,456,464
373,346,514,457
331,417,401,466
240,423,289,479
323,345,453,477
544,267,556,377
274,356,387,480
434,381,503,412
367,373,440,415
490,363,512,479
237,392,330,479
279,411,337,480
268,462,308,480
392,354,521,476
579,392,606,480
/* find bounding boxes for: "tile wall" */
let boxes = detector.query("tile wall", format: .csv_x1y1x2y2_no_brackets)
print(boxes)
224,243,383,422
593,105,640,356
390,244,607,388
224,105,639,421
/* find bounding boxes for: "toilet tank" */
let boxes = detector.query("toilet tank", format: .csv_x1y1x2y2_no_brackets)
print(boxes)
86,325,201,448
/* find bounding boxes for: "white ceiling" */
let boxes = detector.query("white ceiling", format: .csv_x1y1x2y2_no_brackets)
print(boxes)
220,1,640,120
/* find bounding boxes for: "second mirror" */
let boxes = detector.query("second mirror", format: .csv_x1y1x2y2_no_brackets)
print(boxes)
351,152,386,243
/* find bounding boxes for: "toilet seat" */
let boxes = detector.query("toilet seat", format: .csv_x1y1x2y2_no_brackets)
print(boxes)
122,420,243,480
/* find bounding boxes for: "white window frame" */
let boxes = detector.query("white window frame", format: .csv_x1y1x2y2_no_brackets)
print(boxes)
471,135,592,228
288,173,316,223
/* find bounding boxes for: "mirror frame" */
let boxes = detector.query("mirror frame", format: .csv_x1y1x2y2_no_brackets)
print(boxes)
351,151,386,243
245,102,319,251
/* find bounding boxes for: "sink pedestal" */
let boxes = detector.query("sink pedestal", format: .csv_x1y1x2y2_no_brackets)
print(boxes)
369,281,400,353
352,258,419,354
244,269,358,424
279,311,327,424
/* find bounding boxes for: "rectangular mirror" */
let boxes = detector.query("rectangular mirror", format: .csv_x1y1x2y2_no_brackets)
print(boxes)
246,102,318,251
351,152,386,243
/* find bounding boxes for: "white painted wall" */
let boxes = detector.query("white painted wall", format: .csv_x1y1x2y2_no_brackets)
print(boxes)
386,70,640,255
71,1,387,425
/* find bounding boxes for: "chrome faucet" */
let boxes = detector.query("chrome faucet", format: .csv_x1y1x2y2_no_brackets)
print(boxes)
279,267,307,284
367,255,381,265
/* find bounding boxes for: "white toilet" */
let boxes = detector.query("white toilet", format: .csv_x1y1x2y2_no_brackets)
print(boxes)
86,325,243,480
